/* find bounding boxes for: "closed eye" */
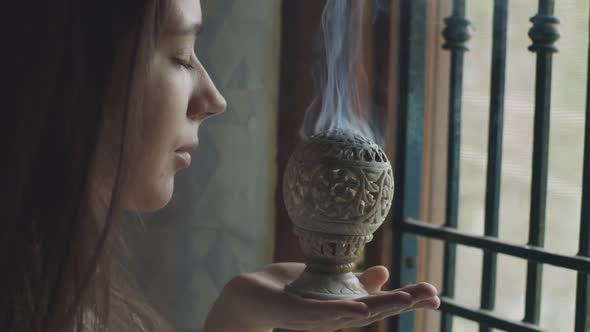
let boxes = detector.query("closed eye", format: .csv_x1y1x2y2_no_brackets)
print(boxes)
173,57,195,70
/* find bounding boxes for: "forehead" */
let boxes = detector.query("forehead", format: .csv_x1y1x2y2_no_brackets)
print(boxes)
169,0,202,24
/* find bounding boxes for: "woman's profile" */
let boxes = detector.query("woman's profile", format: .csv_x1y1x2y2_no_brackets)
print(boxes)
0,0,440,331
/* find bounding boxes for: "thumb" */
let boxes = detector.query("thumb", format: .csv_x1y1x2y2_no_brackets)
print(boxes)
357,265,389,294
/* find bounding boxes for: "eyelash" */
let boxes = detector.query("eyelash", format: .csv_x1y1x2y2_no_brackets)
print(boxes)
173,57,195,70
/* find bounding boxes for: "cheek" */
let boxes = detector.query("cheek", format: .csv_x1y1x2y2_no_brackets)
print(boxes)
146,55,194,149
147,60,190,119
125,56,192,211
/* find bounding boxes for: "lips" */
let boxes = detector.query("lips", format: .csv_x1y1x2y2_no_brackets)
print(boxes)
175,151,191,168
175,139,198,168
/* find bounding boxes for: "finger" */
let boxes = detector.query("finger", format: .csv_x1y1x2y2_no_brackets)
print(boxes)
398,282,438,303
375,296,440,323
310,300,370,318
356,265,389,293
284,282,437,324
337,305,406,329
351,282,437,314
405,296,441,312
286,295,370,321
340,296,441,329
354,290,413,313
348,307,408,328
265,295,369,330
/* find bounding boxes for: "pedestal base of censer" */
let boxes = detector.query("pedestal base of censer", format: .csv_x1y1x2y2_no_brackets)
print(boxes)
284,227,373,300
285,270,368,300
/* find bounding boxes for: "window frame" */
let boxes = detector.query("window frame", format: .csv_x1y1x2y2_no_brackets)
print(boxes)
397,0,590,331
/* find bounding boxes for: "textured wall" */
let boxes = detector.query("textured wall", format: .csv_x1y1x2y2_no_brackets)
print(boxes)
130,1,281,330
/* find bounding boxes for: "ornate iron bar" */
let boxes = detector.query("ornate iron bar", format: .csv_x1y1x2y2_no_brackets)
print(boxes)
480,1,508,331
574,5,590,332
440,297,546,332
402,218,590,273
524,0,559,325
440,0,471,330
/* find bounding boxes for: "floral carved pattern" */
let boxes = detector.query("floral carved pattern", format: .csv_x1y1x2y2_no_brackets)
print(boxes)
284,131,394,235
311,166,393,224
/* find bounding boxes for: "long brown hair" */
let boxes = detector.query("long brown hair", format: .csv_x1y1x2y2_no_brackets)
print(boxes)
1,1,174,331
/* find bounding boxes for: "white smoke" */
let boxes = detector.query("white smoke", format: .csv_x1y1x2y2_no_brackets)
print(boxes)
300,0,385,146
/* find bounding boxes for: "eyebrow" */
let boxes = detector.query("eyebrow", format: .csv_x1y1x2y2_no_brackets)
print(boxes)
174,21,204,37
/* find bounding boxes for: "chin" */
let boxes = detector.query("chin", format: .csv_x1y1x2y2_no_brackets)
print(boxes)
127,178,174,212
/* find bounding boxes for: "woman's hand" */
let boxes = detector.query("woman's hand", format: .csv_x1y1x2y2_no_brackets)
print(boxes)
203,262,440,332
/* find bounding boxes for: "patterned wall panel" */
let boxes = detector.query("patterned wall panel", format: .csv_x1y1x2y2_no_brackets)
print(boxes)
130,1,281,330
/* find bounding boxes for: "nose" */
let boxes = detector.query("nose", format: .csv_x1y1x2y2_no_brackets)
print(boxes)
186,62,227,122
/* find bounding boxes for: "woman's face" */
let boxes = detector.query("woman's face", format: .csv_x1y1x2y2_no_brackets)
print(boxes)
124,0,226,212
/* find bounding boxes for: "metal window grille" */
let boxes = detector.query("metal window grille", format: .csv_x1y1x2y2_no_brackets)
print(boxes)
390,0,590,331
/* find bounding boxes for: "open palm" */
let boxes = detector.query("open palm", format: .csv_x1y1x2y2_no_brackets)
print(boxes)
204,262,440,332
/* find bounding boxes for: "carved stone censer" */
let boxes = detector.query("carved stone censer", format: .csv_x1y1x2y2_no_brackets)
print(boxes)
283,130,394,299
